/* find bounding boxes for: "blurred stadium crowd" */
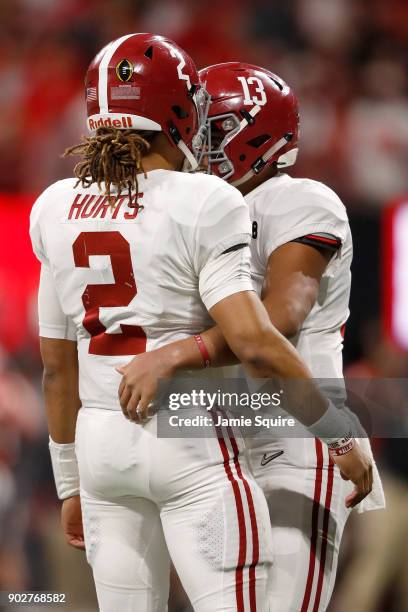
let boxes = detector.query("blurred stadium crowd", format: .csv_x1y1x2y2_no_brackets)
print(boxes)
1,0,407,205
0,1,407,610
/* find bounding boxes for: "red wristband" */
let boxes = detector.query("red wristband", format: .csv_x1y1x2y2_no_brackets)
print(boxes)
194,334,211,368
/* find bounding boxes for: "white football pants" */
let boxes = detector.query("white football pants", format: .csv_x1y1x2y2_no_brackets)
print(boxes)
248,437,352,612
75,407,273,612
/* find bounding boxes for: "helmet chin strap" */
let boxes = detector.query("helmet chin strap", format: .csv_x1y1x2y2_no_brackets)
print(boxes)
177,139,198,171
232,136,294,187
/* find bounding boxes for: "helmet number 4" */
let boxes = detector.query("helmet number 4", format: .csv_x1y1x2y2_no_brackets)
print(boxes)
237,76,267,106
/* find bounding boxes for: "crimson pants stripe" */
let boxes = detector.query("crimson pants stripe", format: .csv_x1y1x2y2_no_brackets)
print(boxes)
211,410,247,612
301,439,324,612
312,455,334,611
222,414,259,612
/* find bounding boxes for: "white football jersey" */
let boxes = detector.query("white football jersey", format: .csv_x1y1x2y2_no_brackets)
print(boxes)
247,173,352,378
30,169,253,410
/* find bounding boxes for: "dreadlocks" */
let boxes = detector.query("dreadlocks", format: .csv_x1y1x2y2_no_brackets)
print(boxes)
64,128,154,201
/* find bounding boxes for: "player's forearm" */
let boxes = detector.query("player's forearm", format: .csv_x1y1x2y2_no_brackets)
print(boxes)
155,308,308,375
43,369,81,443
201,320,331,426
39,341,81,500
162,322,329,426
40,338,81,443
234,328,331,424
237,327,310,379
208,292,334,425
147,327,238,372
42,369,82,501
197,326,239,366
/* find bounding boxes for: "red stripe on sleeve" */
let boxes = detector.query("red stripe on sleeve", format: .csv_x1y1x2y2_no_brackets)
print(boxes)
304,234,341,246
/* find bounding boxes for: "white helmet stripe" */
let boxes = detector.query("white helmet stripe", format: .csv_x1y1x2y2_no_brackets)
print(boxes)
262,135,290,163
98,33,135,113
223,105,261,147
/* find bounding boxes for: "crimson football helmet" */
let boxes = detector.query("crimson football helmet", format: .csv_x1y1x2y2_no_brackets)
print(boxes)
86,33,210,169
199,62,299,185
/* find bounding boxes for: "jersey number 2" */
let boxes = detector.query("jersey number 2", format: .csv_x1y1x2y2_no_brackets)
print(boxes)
72,231,146,356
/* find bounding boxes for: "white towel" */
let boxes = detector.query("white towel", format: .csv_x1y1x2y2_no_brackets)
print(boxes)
356,437,386,513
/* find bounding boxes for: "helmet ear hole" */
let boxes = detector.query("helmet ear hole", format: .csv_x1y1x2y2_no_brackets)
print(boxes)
172,105,189,119
144,45,153,59
270,77,283,91
247,134,271,148
239,154,246,161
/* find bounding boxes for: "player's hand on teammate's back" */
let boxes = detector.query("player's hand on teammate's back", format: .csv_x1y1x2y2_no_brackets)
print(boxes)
61,495,85,550
332,444,373,508
117,348,176,424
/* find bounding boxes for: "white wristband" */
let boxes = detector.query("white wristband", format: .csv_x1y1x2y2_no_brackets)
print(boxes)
327,437,355,456
49,437,80,500
307,401,353,445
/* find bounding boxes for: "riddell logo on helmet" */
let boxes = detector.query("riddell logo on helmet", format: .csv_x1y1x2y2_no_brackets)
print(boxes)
87,116,133,130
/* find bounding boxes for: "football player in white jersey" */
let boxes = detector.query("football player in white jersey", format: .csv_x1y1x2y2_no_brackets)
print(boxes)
117,62,382,611
31,36,372,611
